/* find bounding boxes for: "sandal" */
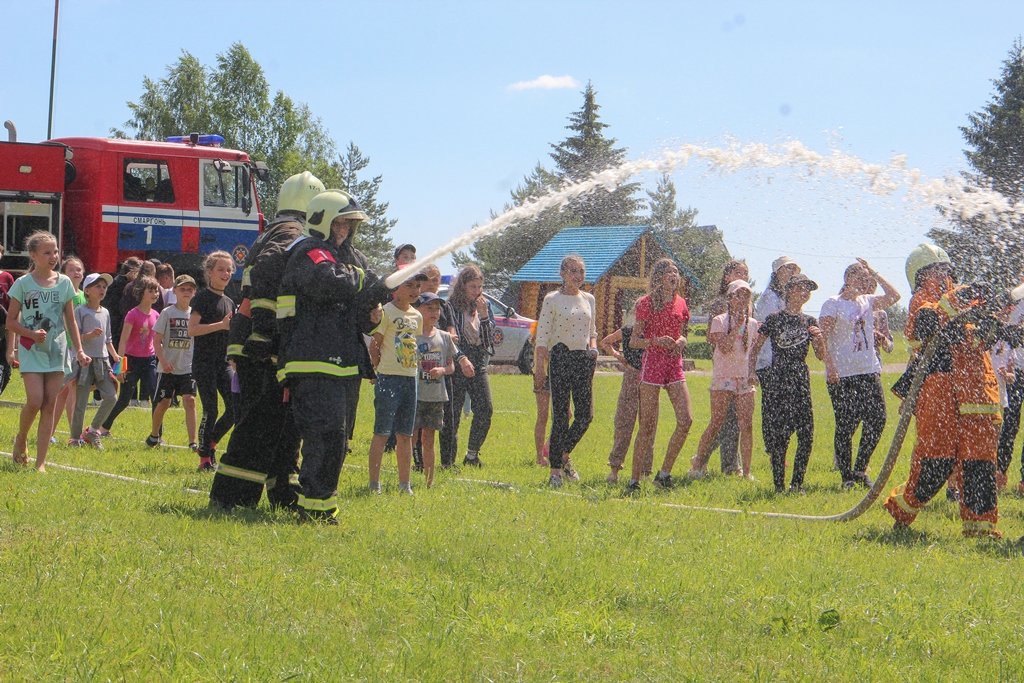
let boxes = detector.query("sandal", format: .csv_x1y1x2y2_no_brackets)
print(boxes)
12,436,28,466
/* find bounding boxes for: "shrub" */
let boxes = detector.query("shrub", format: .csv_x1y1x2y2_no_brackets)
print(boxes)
686,341,713,360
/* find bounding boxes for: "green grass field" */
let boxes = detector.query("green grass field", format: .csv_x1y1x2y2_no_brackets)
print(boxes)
2,364,1024,681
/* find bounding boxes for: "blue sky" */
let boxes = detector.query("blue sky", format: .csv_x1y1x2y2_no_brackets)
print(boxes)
3,1,1023,311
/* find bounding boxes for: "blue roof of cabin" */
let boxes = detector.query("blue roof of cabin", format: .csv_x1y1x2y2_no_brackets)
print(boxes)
510,225,700,289
510,225,649,284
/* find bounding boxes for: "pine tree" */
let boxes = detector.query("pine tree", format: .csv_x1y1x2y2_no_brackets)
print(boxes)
647,174,729,308
549,81,643,226
463,83,642,293
929,38,1024,288
334,142,397,273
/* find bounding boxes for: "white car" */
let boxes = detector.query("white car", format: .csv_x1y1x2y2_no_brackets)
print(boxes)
439,286,536,374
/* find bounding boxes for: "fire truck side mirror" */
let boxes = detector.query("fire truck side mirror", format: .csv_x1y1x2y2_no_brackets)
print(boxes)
253,161,270,183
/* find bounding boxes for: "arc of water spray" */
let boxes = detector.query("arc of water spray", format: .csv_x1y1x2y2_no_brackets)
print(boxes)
385,140,1024,289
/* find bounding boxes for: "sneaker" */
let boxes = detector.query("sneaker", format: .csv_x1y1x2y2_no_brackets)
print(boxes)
774,486,786,495
369,482,382,495
49,436,57,444
744,473,756,482
97,428,111,437
842,479,856,491
130,399,142,408
197,457,216,472
852,472,874,489
66,438,83,447
624,480,641,495
399,483,414,496
788,485,807,495
81,428,104,450
145,435,161,448
686,468,707,480
606,470,619,484
548,474,563,488
652,472,675,489
561,458,580,482
463,454,483,468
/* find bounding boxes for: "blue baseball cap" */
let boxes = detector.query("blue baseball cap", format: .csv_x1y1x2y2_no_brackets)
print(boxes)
413,291,441,307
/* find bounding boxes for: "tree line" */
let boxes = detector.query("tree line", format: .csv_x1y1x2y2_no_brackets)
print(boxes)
113,43,396,272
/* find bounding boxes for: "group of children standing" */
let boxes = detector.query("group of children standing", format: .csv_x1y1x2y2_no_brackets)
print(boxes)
3,229,237,473
597,254,900,495
3,226,907,507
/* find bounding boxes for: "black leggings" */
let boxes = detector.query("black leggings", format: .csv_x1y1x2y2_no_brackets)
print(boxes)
760,368,814,490
997,375,1024,476
103,354,157,430
548,344,596,469
450,345,493,454
195,359,235,458
827,373,887,481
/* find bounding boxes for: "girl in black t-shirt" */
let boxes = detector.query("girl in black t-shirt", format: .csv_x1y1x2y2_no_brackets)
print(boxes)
188,251,236,471
748,274,826,494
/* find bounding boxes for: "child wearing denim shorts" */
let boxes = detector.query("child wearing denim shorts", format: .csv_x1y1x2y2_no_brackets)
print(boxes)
368,273,425,494
412,292,457,488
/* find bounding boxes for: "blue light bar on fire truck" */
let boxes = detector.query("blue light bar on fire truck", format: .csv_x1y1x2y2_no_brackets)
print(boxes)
165,134,225,146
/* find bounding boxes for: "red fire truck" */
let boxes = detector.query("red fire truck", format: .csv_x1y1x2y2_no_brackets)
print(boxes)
1,127,268,284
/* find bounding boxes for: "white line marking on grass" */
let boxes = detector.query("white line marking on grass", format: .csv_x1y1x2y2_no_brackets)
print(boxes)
1,451,206,496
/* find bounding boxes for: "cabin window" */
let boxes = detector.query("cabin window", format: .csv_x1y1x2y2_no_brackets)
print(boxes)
124,159,175,203
202,162,251,209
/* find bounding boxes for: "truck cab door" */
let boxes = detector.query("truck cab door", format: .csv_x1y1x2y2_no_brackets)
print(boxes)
117,157,183,254
197,159,260,279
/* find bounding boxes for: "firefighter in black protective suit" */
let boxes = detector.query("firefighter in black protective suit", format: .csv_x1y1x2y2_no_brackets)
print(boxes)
276,189,391,523
209,171,325,511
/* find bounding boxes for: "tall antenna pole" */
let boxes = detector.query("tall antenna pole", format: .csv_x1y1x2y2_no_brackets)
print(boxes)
46,0,60,139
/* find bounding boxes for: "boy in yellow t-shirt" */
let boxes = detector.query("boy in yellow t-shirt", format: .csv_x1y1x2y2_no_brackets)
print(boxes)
368,272,426,494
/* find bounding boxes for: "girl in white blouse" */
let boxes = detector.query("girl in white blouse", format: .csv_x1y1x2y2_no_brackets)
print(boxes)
533,255,598,487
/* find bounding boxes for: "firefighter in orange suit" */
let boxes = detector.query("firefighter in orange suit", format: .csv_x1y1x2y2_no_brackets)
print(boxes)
885,244,1003,538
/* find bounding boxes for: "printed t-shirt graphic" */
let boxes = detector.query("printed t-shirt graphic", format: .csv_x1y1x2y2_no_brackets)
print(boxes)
375,302,423,376
8,273,76,373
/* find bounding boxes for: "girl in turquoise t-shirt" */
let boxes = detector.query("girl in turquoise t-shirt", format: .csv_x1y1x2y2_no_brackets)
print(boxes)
5,232,90,471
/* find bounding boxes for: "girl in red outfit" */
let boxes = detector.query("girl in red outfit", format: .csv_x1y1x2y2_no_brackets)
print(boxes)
626,259,692,492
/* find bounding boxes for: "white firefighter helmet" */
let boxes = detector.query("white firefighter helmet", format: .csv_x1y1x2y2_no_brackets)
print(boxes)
906,243,952,291
277,171,325,214
303,190,369,240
